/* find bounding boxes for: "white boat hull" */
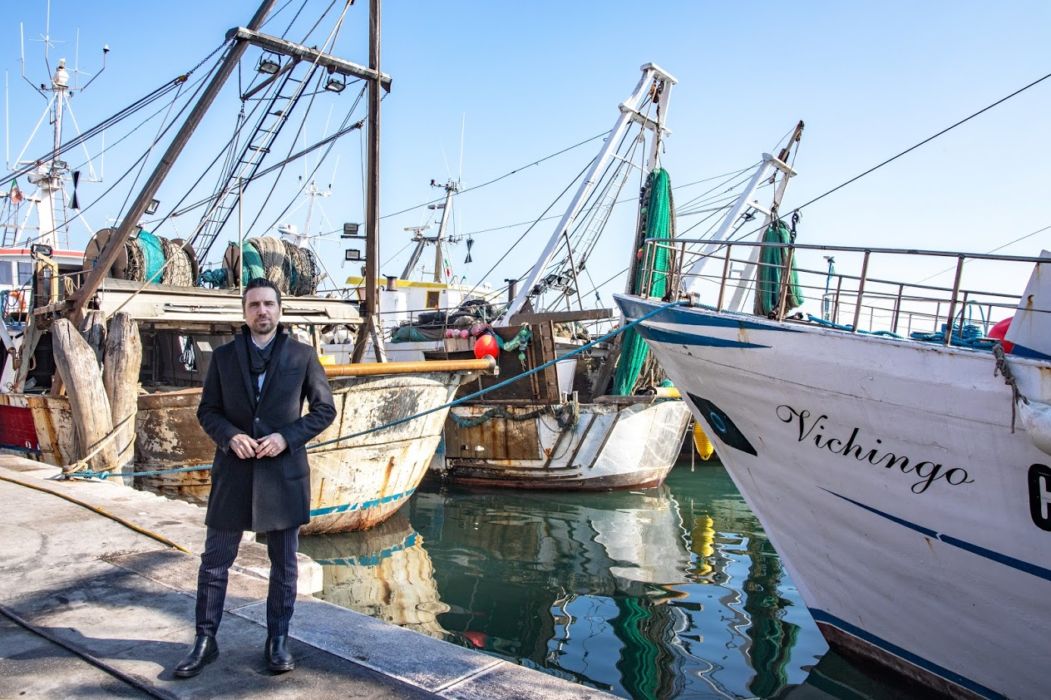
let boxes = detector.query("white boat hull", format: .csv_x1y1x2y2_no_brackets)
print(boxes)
617,294,1051,699
433,398,692,490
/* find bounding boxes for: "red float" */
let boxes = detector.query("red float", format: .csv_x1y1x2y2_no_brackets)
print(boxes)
988,316,1014,353
473,333,500,359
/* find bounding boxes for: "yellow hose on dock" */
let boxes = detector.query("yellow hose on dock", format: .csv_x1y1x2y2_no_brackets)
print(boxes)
0,474,191,554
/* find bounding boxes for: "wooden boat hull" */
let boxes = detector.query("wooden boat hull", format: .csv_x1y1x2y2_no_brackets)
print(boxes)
434,398,691,490
1,370,474,534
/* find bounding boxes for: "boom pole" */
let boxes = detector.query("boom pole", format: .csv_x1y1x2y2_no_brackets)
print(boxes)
68,0,277,320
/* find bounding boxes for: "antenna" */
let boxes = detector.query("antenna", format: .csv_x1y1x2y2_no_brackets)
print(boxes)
6,2,109,247
20,23,46,98
458,113,466,185
4,72,9,170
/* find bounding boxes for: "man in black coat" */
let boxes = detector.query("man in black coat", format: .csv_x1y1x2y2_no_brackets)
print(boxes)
174,278,336,677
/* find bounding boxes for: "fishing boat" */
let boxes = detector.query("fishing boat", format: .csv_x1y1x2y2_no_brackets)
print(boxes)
616,177,1051,695
323,177,501,364
425,64,692,490
0,0,494,534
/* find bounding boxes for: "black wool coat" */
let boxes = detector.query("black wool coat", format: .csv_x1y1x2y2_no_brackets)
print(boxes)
197,326,336,532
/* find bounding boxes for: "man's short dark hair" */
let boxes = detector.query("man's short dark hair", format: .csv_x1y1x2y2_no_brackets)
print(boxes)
243,277,282,307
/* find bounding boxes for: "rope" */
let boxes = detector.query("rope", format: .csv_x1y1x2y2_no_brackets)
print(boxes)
72,301,682,478
63,411,139,475
68,464,212,481
0,474,190,554
793,70,1051,215
379,130,611,221
310,299,683,450
994,343,1028,432
249,236,292,293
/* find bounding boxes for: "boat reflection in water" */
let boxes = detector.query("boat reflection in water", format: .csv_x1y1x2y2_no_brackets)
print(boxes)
297,512,449,638
305,462,835,698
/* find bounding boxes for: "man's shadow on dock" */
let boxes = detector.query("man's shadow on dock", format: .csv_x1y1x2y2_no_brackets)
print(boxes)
2,548,284,685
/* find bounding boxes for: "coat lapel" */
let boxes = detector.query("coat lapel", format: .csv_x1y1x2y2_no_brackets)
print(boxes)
233,331,257,410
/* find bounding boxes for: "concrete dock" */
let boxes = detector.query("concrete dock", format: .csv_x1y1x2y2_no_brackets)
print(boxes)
0,456,613,699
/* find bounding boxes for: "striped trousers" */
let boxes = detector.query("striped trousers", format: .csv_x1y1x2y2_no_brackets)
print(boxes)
194,526,300,637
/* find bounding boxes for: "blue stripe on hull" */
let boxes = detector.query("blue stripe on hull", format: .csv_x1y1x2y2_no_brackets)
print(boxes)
637,324,769,349
310,487,416,518
824,488,1051,582
809,608,1002,698
616,295,801,333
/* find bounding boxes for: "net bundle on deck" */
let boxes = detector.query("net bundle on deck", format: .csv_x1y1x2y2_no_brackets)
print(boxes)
221,237,321,295
122,230,195,286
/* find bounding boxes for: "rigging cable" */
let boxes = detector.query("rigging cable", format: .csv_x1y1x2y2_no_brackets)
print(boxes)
18,58,221,246
4,41,229,185
251,86,368,240
379,130,610,220
458,155,596,304
794,70,1051,214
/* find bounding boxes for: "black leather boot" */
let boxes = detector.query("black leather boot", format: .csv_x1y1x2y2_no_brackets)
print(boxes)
265,634,295,673
174,634,219,678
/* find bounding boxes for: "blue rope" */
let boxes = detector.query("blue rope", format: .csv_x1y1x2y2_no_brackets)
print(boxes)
806,314,902,338
71,464,211,481
309,299,684,450
69,299,684,478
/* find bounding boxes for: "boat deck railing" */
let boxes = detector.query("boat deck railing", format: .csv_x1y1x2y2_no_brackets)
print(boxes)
640,237,1050,346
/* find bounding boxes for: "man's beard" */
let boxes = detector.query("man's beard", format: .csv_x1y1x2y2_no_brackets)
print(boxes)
251,318,275,334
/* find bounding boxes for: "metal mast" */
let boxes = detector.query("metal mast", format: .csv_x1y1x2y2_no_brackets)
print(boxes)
350,0,385,362
494,63,677,325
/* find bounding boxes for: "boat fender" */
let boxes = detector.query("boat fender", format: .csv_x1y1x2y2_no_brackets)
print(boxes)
693,423,715,461
1018,399,1051,456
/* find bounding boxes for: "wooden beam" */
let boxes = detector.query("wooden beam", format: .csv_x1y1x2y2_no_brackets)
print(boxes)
508,308,613,325
325,356,495,378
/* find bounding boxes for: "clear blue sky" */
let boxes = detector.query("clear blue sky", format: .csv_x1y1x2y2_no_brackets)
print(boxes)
5,1,1050,302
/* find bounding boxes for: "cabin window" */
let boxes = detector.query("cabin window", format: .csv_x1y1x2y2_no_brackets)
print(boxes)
426,291,440,309
16,262,32,285
0,262,12,286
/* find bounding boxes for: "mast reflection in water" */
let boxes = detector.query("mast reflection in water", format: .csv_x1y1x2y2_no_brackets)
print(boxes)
301,463,831,698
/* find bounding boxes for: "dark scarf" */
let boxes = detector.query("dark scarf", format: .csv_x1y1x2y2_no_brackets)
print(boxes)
244,327,281,399
248,335,275,376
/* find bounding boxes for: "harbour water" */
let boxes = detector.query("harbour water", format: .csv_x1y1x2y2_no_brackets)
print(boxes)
299,461,902,699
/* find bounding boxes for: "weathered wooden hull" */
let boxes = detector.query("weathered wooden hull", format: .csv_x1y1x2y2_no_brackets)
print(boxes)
0,393,76,465
435,398,691,490
1,370,472,534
